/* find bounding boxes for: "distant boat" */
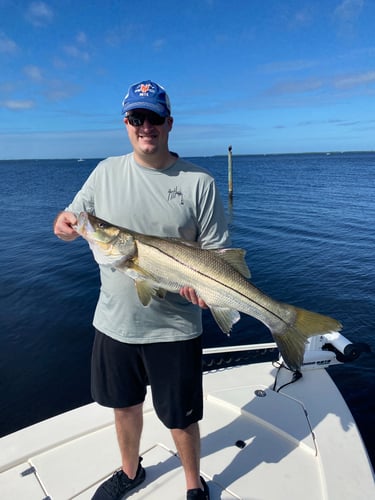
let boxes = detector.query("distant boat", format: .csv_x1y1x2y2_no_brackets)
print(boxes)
77,158,85,162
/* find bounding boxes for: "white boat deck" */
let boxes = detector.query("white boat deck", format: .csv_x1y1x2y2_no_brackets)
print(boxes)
1,360,374,500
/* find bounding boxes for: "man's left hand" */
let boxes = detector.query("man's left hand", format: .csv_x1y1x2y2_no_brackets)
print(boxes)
179,287,208,309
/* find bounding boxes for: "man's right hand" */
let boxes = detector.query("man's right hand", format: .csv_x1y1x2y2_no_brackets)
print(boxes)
53,211,79,241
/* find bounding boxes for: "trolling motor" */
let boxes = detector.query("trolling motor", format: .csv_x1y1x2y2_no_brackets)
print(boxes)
322,331,371,362
302,331,371,370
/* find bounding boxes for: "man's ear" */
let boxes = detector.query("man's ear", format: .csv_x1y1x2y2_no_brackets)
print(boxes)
167,116,173,130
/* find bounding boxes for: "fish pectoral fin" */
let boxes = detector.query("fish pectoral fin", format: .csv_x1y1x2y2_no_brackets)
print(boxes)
210,307,241,334
119,261,165,306
119,260,158,281
135,280,153,306
213,248,251,278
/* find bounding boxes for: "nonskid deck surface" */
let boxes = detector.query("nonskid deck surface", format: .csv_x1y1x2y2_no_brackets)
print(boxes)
1,363,374,500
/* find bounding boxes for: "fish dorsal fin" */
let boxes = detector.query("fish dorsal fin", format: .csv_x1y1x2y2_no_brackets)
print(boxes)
165,237,201,248
210,307,241,334
213,248,251,278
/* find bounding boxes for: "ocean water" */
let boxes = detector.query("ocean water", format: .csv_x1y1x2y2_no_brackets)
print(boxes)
0,153,374,468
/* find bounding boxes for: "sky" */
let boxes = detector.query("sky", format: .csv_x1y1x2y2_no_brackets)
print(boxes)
1,0,374,159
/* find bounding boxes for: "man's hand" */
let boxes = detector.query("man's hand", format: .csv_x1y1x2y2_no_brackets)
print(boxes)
179,286,208,309
53,211,79,241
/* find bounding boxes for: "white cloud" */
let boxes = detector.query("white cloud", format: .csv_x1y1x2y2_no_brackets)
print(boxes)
43,80,81,101
26,1,54,27
333,0,364,36
52,57,67,70
63,44,90,62
334,71,375,88
266,78,323,96
62,31,90,62
24,65,43,81
152,39,166,51
0,32,18,54
259,59,318,74
288,7,314,29
334,0,364,22
76,32,88,44
1,100,35,110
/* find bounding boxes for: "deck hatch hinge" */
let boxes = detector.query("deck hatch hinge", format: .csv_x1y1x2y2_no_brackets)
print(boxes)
20,465,36,476
304,408,318,456
20,464,52,499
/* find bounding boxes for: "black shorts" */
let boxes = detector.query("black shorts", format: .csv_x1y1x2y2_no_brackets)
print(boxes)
91,330,203,429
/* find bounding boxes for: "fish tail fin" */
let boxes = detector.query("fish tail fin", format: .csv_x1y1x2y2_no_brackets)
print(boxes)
272,306,342,371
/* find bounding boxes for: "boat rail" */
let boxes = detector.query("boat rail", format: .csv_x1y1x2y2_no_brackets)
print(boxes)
202,332,370,372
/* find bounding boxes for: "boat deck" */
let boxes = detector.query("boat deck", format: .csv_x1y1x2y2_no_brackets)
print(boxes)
1,362,374,499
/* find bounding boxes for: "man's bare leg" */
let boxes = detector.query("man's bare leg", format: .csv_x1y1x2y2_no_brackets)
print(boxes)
114,404,143,478
171,422,204,490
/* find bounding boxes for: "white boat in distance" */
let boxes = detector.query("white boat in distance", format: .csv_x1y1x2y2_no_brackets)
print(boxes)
0,333,374,500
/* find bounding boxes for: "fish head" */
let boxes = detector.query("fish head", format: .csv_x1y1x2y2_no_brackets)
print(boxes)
74,212,136,266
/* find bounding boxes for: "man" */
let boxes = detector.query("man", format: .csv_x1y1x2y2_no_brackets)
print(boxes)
54,80,230,500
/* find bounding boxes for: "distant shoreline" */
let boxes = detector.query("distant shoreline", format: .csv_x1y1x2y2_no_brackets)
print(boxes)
1,150,374,162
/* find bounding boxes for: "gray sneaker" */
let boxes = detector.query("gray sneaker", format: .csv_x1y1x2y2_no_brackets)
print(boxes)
92,457,145,499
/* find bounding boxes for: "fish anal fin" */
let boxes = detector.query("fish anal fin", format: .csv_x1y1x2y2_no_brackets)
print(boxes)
213,248,251,278
210,307,241,334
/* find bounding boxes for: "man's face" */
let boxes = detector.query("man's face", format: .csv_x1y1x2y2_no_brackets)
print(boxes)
124,109,173,158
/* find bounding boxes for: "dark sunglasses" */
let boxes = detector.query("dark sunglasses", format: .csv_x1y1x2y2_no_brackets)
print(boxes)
126,111,167,127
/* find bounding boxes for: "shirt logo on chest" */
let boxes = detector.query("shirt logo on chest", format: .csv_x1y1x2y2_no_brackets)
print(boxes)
167,186,184,205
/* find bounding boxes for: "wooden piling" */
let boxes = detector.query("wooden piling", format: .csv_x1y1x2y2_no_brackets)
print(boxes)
228,145,233,200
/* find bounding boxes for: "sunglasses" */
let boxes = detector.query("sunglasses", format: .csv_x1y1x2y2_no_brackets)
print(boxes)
126,111,167,127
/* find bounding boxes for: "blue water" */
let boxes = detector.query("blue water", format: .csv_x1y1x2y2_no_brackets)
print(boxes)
1,153,374,467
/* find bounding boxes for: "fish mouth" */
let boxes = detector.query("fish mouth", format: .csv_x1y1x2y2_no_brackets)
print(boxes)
73,212,94,238
74,212,121,247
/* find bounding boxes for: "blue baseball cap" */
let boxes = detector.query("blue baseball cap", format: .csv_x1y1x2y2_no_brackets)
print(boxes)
121,80,171,117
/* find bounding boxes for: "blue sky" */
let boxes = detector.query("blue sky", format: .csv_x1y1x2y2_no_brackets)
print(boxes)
1,0,374,159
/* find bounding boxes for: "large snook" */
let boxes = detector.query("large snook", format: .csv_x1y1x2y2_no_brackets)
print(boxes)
74,212,342,371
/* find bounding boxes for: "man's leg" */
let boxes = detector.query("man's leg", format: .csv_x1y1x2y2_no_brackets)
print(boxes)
142,338,207,494
171,422,204,490
114,403,143,478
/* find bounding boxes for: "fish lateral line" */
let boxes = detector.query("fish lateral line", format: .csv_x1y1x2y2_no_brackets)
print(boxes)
135,237,296,330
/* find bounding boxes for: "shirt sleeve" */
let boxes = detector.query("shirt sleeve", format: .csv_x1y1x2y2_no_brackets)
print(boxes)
197,178,231,250
65,165,98,215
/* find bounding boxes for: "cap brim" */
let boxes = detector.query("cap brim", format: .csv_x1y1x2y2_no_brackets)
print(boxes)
122,101,170,117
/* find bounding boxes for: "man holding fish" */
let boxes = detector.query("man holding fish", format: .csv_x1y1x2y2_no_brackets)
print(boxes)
53,80,230,500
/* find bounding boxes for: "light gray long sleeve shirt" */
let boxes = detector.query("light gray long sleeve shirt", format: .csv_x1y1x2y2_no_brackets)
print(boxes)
67,153,230,344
